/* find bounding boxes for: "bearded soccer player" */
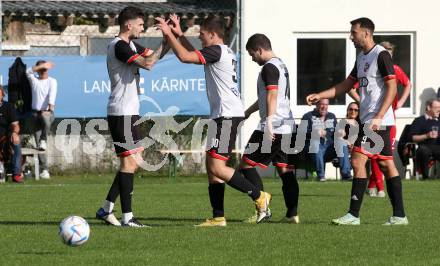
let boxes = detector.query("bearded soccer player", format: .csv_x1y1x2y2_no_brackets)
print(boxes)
306,17,408,225
96,6,169,227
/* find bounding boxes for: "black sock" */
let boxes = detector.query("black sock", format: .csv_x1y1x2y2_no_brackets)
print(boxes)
348,178,368,218
386,176,406,217
208,183,225,218
119,172,134,213
227,170,260,200
241,168,264,191
280,171,299,217
106,172,120,203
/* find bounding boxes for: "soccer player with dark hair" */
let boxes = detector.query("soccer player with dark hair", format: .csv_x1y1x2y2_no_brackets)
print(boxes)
349,41,412,197
240,33,300,224
306,17,408,225
95,6,169,227
155,14,272,226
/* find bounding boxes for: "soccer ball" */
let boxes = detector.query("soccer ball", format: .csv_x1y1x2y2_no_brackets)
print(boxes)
59,216,90,246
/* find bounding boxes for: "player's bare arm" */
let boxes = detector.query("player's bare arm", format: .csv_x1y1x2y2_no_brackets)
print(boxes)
266,90,278,140
306,78,355,105
348,88,360,102
133,40,169,70
371,78,397,130
32,62,54,72
169,14,196,52
396,81,411,109
245,100,259,119
155,17,201,64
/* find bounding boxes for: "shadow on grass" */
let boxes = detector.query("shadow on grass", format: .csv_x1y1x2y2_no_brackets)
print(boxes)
300,194,341,197
18,251,62,255
138,217,242,223
0,220,114,226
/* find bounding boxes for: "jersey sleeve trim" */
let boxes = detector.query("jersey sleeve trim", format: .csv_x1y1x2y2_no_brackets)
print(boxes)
265,85,278,90
384,75,396,81
127,54,140,64
194,50,206,64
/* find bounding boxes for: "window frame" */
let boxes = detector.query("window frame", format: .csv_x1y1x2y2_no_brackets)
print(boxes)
292,32,415,118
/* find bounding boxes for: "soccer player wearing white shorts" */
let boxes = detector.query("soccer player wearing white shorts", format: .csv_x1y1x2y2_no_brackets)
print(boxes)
241,34,299,224
306,17,408,225
156,15,271,226
96,6,169,227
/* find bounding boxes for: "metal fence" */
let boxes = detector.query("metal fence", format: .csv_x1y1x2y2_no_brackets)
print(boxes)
1,0,239,175
1,0,238,56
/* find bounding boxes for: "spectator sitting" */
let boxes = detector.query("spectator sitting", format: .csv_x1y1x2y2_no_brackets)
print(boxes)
337,102,360,152
408,99,440,179
301,99,352,181
0,85,23,183
25,60,57,179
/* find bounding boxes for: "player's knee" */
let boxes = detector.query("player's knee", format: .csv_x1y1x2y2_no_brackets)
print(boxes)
207,166,220,177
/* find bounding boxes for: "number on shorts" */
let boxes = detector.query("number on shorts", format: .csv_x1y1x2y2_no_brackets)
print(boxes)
211,138,219,148
361,135,368,144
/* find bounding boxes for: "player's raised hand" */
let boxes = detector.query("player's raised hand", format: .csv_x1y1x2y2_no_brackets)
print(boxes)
155,17,172,36
169,14,183,37
306,93,321,105
44,62,55,69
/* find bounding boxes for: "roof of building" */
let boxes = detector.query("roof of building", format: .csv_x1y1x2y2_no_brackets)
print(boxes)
2,1,236,17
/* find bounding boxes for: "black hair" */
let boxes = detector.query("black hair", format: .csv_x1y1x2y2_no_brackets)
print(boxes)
350,17,375,33
245,33,272,51
118,6,144,26
347,101,359,109
36,60,46,66
200,16,225,39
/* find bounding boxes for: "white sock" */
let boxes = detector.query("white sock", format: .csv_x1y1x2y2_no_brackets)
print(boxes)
122,212,134,223
102,200,114,213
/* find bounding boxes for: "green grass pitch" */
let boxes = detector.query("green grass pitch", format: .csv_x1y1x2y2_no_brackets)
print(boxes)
1,175,439,265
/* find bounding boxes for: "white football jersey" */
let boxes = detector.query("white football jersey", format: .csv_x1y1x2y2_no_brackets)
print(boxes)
349,45,396,126
196,45,244,119
107,37,152,116
256,57,294,134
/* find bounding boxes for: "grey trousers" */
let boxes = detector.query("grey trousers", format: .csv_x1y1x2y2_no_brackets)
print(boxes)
33,112,54,170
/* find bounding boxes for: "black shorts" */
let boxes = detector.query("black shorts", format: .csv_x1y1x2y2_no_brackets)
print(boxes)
206,117,243,161
353,124,393,160
108,115,143,157
242,130,296,169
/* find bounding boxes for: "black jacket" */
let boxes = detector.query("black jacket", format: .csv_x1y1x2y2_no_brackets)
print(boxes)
7,57,32,113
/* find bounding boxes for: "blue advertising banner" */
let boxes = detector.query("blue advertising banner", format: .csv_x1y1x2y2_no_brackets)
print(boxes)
0,55,209,117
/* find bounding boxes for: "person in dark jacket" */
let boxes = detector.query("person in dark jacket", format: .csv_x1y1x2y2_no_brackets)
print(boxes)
8,57,32,113
0,86,23,183
409,98,440,179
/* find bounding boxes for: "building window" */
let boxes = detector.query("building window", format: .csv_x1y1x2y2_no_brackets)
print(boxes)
293,32,415,117
297,38,346,106
373,34,413,111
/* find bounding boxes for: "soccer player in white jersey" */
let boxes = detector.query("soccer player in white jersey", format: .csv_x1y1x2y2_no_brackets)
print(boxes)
96,6,169,227
306,17,408,225
240,34,299,224
156,15,272,226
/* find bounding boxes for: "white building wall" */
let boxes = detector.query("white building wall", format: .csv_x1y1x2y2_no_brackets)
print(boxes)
240,0,440,178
